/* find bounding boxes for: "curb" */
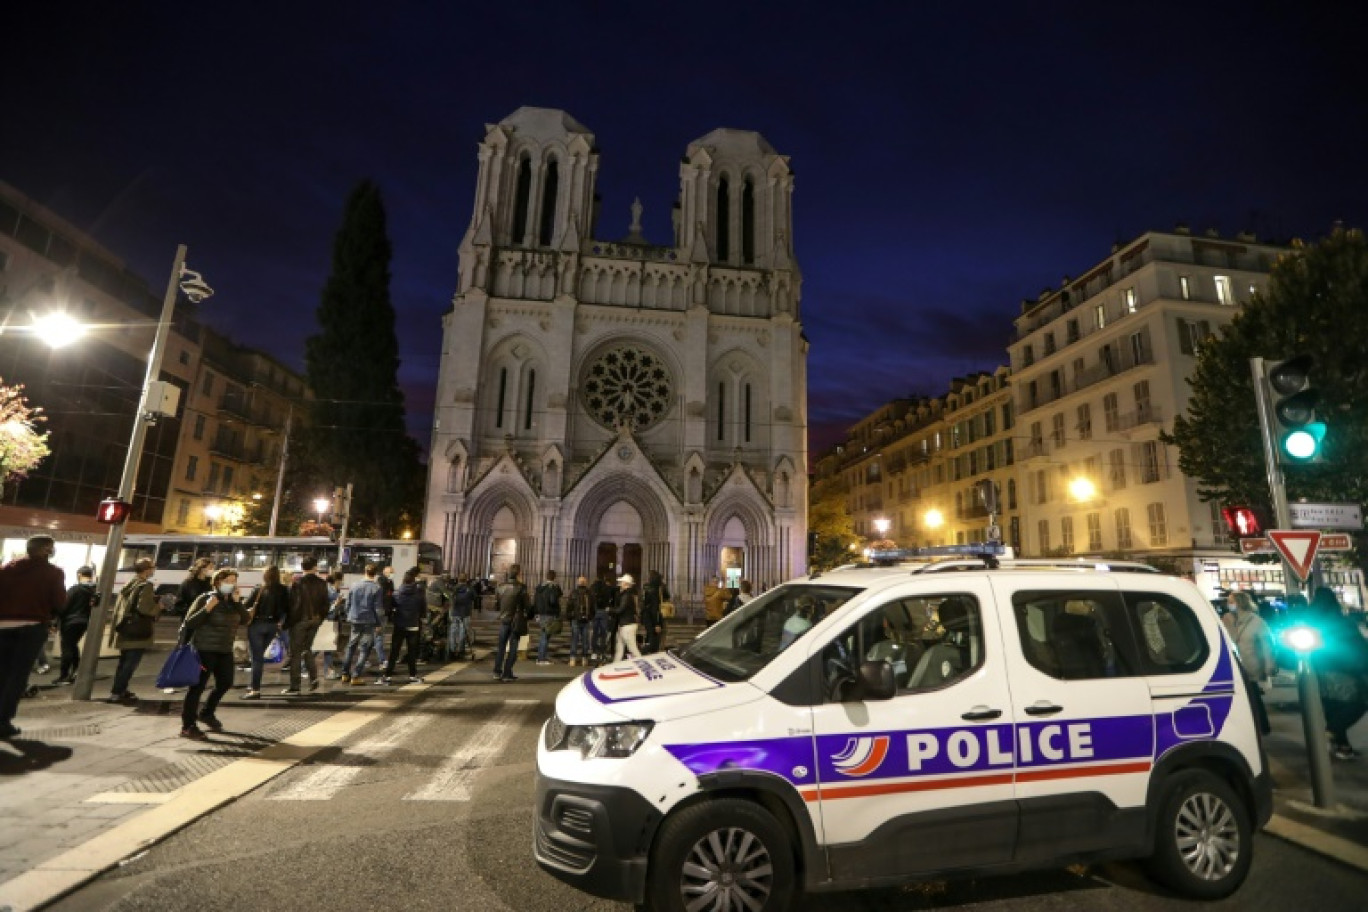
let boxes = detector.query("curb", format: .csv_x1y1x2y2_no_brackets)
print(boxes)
0,661,472,912
1265,813,1368,873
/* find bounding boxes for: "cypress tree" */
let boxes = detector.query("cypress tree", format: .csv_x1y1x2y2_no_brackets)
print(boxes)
305,180,421,536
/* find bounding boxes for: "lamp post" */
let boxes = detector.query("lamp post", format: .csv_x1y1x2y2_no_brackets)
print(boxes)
73,245,212,701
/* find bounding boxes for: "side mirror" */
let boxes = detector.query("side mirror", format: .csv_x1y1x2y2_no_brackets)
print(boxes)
855,660,897,701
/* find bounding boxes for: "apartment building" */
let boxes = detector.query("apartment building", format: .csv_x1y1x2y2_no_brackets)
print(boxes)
1009,227,1286,565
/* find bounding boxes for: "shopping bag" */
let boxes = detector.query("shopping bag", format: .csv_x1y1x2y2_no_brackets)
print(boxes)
155,644,203,689
264,634,285,663
660,600,676,619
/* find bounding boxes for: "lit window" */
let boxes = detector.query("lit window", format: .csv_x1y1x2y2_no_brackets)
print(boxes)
1148,502,1168,546
1179,275,1191,300
1094,303,1106,329
1124,288,1137,313
1214,275,1233,305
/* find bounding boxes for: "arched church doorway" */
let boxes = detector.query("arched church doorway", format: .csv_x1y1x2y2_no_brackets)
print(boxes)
717,515,746,587
489,505,519,579
594,501,644,582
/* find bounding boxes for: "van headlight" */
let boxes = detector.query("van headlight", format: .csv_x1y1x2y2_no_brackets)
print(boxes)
559,721,654,759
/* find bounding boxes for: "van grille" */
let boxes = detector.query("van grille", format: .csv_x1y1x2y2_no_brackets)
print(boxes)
536,819,594,872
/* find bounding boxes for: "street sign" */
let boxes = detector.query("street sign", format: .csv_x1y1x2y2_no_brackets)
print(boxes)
1240,537,1276,555
1267,529,1322,581
1319,533,1353,551
1289,502,1363,531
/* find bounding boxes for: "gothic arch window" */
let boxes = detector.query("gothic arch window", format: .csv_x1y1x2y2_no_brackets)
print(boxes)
716,176,731,262
581,346,674,432
716,380,726,441
512,155,533,245
538,158,559,246
744,382,753,442
524,369,537,430
741,177,756,264
496,367,509,429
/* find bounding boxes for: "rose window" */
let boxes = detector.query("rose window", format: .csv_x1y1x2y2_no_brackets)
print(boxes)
581,347,673,431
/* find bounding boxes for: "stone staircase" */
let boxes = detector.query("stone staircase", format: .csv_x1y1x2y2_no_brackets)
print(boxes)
465,608,709,660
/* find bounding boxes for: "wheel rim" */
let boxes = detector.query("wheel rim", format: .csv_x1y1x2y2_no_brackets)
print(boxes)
1174,791,1240,881
680,825,774,912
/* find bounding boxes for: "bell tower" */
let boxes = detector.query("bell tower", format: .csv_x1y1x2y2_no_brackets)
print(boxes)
678,128,794,271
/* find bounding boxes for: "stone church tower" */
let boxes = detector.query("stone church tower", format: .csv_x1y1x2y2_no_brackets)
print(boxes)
424,107,807,604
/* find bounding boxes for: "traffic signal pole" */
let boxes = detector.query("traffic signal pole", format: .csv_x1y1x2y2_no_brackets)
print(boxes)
1250,356,1334,808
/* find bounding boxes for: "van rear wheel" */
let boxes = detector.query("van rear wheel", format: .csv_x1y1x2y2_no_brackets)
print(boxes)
646,798,795,912
1145,769,1251,899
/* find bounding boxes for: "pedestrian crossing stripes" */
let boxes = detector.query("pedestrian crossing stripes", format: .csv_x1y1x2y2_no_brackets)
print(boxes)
404,699,539,802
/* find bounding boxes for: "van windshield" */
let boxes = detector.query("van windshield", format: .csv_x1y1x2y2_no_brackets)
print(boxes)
674,583,860,682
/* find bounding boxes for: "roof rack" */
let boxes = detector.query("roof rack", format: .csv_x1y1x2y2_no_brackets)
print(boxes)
861,545,1158,575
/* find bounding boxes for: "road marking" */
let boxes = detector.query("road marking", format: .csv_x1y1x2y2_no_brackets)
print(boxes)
404,699,539,801
271,703,458,801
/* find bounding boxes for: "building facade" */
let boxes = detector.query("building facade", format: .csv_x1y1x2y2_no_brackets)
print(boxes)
424,108,808,601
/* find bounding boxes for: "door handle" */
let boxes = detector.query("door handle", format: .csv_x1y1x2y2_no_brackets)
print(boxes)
1024,702,1063,716
961,706,1003,721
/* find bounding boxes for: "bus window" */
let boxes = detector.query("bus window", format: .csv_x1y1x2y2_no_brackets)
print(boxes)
343,546,392,574
120,544,157,571
278,545,331,573
236,545,276,571
418,542,443,575
196,542,238,570
155,544,195,572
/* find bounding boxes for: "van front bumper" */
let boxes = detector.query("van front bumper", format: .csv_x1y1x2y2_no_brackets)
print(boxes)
533,771,661,904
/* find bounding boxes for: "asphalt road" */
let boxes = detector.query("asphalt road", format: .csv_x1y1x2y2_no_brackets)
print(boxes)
47,664,1368,912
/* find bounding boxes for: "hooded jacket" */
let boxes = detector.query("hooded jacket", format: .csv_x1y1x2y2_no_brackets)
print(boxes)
0,556,66,625
392,582,426,629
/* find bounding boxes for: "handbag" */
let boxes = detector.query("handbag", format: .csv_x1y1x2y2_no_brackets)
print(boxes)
264,634,285,663
660,600,676,619
546,617,563,637
114,606,154,640
155,643,203,689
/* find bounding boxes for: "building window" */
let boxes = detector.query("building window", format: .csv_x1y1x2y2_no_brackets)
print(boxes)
744,383,752,442
496,368,508,428
538,159,559,246
201,371,215,397
176,498,190,526
1179,275,1192,300
717,382,726,440
207,462,221,493
1130,331,1147,365
1094,302,1106,329
1124,287,1137,313
1002,401,1014,430
1022,345,1034,367
1051,413,1066,448
1034,469,1048,504
1077,403,1092,440
179,350,190,365
1134,380,1152,421
185,455,198,482
1087,512,1103,551
193,414,206,441
524,369,536,430
1116,508,1133,550
716,176,731,262
1177,319,1212,355
1148,502,1168,546
1044,333,1056,355
741,178,756,264
222,466,235,492
1140,441,1162,483
1061,516,1074,554
1007,478,1017,510
1103,393,1120,432
1109,448,1127,489
1029,421,1043,453
1214,275,1233,305
512,156,532,244
1038,519,1051,553
1050,370,1062,400
1066,319,1079,344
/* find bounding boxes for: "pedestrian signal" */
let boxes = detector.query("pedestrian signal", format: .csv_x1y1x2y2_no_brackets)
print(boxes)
96,498,132,524
1220,506,1264,538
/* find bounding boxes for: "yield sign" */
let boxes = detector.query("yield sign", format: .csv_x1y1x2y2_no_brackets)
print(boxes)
1267,529,1322,581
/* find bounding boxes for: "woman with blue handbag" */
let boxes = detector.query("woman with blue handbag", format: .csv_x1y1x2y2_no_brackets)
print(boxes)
179,569,249,740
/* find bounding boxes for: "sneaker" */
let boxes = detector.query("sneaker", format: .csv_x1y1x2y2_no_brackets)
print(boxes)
492,671,503,680
309,679,321,692
324,671,339,680
501,674,519,682
408,676,425,684
281,688,301,696
179,726,207,741
1333,745,1359,761
241,690,261,700
54,675,73,684
377,676,392,686
36,664,51,675
340,674,351,684
119,692,140,706
350,677,368,686
197,714,223,732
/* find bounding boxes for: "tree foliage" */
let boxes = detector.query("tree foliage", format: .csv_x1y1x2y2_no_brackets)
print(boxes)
1164,228,1368,515
0,381,50,485
807,477,862,570
304,180,424,537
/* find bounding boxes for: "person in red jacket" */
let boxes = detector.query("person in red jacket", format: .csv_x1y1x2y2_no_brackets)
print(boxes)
0,536,66,739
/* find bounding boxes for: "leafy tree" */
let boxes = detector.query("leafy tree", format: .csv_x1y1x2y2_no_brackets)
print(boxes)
807,477,862,570
0,381,50,486
1164,227,1368,514
305,180,424,537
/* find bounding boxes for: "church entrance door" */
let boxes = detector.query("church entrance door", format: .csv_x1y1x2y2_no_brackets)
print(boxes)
595,501,644,583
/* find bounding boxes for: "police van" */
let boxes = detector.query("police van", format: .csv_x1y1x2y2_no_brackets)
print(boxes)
535,554,1271,910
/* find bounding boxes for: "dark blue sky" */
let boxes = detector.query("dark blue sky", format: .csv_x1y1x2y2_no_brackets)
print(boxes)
4,2,1363,456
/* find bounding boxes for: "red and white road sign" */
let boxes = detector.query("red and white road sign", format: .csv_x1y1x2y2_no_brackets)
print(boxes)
1267,529,1322,581
1319,533,1353,551
1240,537,1276,555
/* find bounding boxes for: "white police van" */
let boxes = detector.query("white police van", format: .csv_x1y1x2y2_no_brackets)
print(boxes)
535,557,1271,910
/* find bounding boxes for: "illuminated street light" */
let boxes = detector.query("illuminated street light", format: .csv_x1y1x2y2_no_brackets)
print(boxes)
204,503,223,535
924,509,944,529
1069,477,1097,501
873,517,890,536
314,496,331,525
32,312,86,348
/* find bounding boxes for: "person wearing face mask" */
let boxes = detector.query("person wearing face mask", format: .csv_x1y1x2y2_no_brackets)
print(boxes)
179,569,250,739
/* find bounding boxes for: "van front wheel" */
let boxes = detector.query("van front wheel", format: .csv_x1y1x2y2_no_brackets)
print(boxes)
1145,769,1252,899
645,798,795,912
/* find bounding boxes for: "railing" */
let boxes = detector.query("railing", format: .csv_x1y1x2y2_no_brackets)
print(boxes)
1117,405,1164,432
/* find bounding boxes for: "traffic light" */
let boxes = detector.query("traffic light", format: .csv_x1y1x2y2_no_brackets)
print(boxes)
1220,506,1264,538
96,498,132,524
1266,355,1327,464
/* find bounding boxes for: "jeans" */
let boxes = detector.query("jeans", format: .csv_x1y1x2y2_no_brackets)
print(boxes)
493,621,520,678
288,620,320,690
247,620,278,691
614,623,642,662
182,650,235,728
591,613,611,657
0,623,48,730
342,624,376,677
371,624,387,666
386,628,421,678
111,648,146,697
59,622,88,680
537,615,556,661
448,615,470,657
569,620,589,661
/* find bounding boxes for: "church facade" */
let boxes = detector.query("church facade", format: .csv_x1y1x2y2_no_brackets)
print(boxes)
423,107,808,604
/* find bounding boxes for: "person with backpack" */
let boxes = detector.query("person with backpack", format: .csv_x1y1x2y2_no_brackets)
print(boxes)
613,574,643,662
534,570,564,665
108,558,160,705
448,574,476,660
492,564,530,682
641,570,669,654
53,566,98,684
567,576,594,667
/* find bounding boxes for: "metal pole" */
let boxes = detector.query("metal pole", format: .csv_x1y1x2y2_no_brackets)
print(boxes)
73,245,187,701
268,403,292,536
336,481,353,568
1249,357,1295,571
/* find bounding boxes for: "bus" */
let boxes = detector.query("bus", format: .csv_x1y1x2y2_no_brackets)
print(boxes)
114,534,443,604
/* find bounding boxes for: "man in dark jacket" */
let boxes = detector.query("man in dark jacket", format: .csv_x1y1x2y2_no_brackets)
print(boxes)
567,577,593,667
284,555,332,695
0,536,66,738
534,570,563,665
590,573,615,662
381,570,426,684
492,564,529,682
54,566,98,684
448,574,476,659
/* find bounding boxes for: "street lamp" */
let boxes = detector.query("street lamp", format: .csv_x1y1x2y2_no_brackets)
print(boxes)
924,509,944,529
31,312,86,349
204,503,223,535
74,245,213,702
873,517,891,537
314,496,331,525
1069,477,1097,501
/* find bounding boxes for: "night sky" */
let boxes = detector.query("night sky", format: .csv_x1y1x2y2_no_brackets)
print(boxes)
4,2,1363,457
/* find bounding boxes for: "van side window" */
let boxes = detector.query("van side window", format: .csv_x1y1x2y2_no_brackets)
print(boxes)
1011,590,1139,680
822,594,983,701
1123,592,1209,674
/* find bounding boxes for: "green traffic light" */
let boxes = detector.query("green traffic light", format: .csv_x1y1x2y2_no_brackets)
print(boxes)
1280,421,1327,462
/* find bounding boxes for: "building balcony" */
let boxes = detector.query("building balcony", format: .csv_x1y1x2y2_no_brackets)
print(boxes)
1117,405,1164,433
1021,347,1154,415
